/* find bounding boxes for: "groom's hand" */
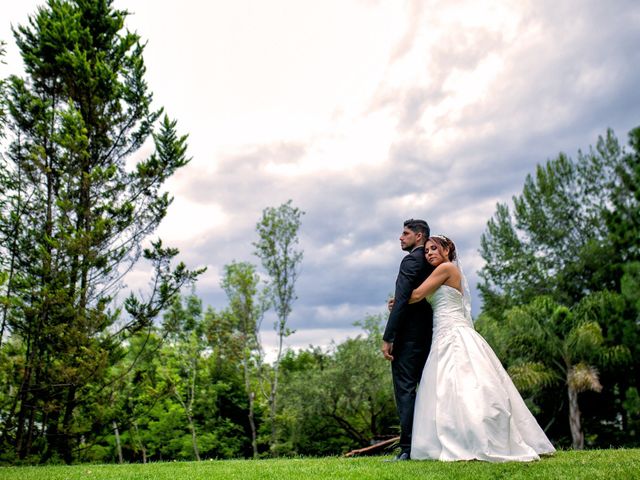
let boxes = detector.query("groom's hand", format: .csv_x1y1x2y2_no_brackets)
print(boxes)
382,341,394,361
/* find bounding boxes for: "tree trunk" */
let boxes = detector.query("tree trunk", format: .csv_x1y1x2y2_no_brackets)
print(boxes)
568,385,584,449
188,358,201,461
16,338,40,459
248,390,258,459
132,421,147,464
187,414,200,461
176,381,200,461
0,157,25,350
0,232,18,349
242,355,258,458
13,364,32,457
113,420,123,464
61,386,77,464
269,326,285,455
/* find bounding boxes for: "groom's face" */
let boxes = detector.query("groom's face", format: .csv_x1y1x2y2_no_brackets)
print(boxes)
400,227,422,251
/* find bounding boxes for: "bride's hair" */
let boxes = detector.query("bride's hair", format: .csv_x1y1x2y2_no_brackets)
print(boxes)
428,235,457,261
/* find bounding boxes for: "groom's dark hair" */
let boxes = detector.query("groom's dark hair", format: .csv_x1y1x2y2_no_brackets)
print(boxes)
404,218,430,238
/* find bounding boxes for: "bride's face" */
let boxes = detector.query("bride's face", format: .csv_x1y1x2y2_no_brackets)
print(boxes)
425,240,449,266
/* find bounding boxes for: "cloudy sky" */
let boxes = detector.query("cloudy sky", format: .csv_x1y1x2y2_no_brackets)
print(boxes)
2,0,640,357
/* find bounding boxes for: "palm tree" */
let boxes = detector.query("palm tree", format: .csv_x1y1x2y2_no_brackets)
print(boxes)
481,293,630,449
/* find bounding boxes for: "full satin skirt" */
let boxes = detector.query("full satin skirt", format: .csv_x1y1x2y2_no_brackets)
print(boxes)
411,323,556,462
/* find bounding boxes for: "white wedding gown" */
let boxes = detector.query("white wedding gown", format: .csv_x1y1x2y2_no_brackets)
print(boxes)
411,285,556,462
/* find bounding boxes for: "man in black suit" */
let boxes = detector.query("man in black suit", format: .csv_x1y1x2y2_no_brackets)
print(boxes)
382,219,434,460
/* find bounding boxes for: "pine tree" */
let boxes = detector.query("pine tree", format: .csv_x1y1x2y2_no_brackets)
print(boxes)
0,0,202,463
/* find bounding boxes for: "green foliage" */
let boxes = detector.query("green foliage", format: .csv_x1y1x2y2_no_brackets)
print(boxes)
622,387,640,440
621,262,640,315
507,361,557,394
220,261,264,358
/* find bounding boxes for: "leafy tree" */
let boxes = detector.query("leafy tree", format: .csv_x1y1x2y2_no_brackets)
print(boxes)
320,315,396,445
278,315,397,455
253,200,303,454
613,261,640,442
88,298,251,463
220,261,265,458
277,348,346,455
0,0,202,463
200,305,258,459
158,292,206,461
106,328,165,464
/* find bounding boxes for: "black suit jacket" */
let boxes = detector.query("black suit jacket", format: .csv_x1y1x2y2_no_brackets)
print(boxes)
383,246,434,345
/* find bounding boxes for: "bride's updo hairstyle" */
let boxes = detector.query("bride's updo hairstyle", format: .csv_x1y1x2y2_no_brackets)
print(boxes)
428,235,457,261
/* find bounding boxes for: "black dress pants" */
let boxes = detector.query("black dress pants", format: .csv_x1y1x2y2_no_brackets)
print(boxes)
391,340,429,454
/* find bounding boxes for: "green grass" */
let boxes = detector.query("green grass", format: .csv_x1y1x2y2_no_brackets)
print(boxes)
1,450,639,480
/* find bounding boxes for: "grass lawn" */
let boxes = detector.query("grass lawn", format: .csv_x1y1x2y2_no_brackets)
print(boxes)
1,449,638,480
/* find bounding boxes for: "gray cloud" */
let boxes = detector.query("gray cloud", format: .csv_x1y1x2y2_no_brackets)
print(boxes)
145,1,640,347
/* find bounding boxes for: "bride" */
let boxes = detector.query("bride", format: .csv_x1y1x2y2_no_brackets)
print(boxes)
400,235,555,462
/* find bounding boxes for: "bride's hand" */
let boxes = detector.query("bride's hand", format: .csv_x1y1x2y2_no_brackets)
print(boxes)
387,298,395,311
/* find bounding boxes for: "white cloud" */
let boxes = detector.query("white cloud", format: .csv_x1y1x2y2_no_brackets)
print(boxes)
156,197,228,246
259,326,365,363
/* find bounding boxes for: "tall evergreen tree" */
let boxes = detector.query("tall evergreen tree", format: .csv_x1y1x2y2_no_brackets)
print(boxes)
0,0,202,463
479,128,630,316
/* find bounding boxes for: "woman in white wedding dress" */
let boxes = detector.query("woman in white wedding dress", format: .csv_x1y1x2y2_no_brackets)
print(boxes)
405,235,555,462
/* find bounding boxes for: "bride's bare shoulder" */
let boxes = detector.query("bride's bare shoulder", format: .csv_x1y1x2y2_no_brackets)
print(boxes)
435,262,457,274
437,262,462,282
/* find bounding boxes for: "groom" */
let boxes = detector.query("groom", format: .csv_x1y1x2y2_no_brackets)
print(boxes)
382,219,434,460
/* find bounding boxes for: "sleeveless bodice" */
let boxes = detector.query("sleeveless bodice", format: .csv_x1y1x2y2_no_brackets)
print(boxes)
427,285,473,342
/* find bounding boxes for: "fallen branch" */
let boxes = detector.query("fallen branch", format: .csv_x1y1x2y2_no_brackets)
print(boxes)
344,436,400,457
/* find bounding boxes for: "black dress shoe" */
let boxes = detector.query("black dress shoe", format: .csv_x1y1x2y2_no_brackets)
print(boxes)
385,452,410,462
